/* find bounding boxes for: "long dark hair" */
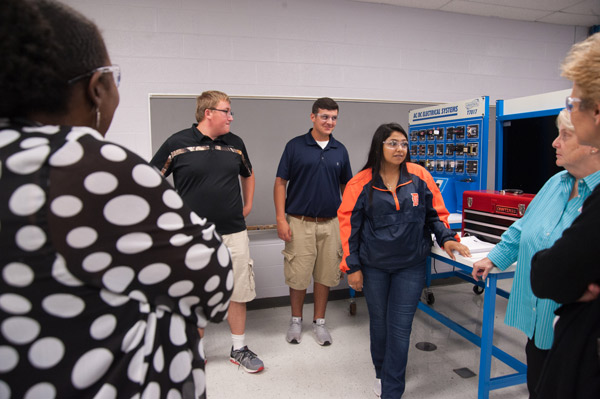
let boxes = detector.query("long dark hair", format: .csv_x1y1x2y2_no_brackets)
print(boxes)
361,122,411,175
361,123,410,204
0,0,108,118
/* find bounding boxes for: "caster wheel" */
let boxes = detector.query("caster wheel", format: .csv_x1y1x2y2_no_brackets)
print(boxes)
473,285,484,295
426,292,435,305
349,301,357,316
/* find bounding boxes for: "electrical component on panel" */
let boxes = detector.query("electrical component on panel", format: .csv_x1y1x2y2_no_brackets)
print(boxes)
427,144,435,156
427,160,435,172
436,144,444,156
435,127,444,140
427,129,435,141
436,161,444,173
467,143,478,157
466,160,478,175
467,125,479,139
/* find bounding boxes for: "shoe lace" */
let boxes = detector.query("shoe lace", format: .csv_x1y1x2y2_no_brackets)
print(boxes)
315,322,327,331
235,347,258,365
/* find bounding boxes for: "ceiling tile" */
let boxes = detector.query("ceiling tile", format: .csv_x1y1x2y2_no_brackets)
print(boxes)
349,0,450,9
347,0,600,26
441,0,550,21
467,0,583,12
562,0,600,15
538,12,600,26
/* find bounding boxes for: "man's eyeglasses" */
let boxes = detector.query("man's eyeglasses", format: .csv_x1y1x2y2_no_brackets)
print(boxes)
68,65,121,88
316,114,338,122
209,108,234,117
566,96,582,112
383,140,409,150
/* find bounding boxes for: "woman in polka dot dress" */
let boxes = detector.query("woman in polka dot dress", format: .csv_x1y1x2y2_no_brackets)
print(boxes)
0,1,233,398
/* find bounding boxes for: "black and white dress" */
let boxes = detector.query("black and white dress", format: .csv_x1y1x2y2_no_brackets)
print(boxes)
0,120,233,399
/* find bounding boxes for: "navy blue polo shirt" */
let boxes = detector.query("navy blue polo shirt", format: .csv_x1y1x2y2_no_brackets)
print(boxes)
276,129,353,218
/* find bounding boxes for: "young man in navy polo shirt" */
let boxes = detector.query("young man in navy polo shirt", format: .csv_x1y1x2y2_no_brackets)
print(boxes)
274,97,353,346
151,91,264,373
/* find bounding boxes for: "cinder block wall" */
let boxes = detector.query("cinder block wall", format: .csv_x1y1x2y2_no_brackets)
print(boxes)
62,0,586,298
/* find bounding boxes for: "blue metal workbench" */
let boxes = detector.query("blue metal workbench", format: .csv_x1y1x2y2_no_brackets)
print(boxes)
419,246,526,399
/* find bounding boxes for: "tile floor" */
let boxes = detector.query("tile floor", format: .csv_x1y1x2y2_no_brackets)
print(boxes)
203,280,529,399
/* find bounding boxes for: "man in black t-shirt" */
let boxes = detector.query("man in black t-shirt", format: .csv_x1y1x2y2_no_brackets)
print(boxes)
151,90,264,373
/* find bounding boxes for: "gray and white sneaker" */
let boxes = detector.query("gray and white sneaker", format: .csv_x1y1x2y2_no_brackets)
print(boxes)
229,346,264,373
286,316,302,344
313,318,332,346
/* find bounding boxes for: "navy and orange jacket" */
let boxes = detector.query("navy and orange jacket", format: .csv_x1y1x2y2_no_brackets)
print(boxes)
338,162,459,274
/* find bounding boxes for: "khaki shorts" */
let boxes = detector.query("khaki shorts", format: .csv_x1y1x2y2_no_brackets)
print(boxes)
283,216,342,290
222,229,256,303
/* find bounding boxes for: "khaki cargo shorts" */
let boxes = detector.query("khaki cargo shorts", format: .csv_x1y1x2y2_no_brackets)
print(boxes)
222,229,256,303
283,216,342,290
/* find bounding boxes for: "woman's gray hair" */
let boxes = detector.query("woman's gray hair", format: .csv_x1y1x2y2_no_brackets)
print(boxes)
556,108,574,131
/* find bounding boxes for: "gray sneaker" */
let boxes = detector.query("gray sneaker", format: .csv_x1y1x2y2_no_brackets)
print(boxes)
313,318,332,346
229,346,264,373
286,316,302,344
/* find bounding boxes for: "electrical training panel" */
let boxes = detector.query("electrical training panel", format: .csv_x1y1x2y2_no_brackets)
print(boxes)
408,97,489,213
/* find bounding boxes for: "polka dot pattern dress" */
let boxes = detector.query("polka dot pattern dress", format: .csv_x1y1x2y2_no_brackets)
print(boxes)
0,120,233,399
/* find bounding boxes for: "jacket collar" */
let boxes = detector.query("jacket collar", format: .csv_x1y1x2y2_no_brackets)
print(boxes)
372,164,412,191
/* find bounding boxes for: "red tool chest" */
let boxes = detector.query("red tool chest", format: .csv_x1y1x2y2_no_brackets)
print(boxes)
462,190,535,243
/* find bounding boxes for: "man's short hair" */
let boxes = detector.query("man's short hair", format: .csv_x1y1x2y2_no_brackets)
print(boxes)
312,97,339,115
561,32,600,107
195,90,230,122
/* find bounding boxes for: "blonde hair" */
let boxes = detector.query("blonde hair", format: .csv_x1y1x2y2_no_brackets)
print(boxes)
561,32,600,106
556,108,574,131
195,90,230,122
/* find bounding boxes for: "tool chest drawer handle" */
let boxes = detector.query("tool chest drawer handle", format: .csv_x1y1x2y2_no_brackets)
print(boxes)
500,189,523,195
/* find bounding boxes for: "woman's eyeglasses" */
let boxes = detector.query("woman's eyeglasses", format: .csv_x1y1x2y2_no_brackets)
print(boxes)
565,96,582,112
68,65,121,88
383,140,409,150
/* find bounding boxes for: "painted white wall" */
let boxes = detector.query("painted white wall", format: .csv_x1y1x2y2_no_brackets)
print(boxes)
63,0,587,160
61,0,588,298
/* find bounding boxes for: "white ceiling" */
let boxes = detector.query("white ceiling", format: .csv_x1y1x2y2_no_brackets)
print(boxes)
350,0,600,27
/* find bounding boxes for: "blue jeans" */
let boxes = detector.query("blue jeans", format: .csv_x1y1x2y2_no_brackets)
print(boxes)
362,262,426,399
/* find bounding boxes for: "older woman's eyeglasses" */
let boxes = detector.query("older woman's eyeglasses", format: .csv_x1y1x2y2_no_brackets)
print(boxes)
383,140,409,150
68,65,121,88
565,96,582,112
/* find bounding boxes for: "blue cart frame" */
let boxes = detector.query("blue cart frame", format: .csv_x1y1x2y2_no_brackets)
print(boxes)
420,251,526,399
